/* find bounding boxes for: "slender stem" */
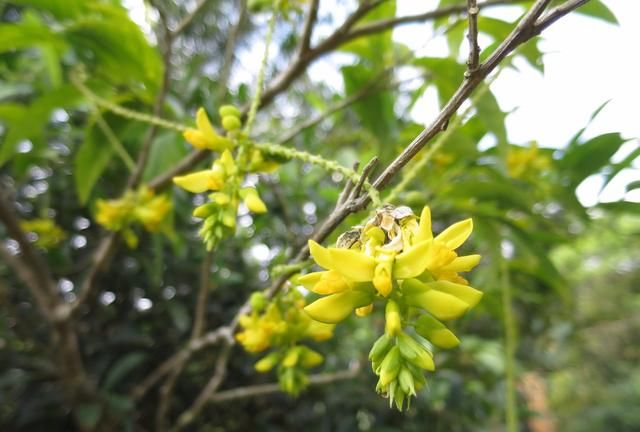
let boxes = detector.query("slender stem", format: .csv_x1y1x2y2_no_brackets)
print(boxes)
243,0,281,135
499,249,518,432
209,364,360,403
94,111,136,171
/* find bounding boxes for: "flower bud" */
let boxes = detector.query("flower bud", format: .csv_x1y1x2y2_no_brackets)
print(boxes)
255,352,280,372
379,346,401,387
299,347,324,368
222,115,241,131
282,346,301,367
218,105,241,118
250,292,267,312
384,300,402,336
368,333,392,363
415,314,460,349
304,289,372,324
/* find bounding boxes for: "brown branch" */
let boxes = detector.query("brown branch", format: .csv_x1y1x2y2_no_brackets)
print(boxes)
155,251,214,431
466,0,481,74
299,0,320,55
173,343,232,431
171,0,210,37
344,0,521,41
209,363,360,404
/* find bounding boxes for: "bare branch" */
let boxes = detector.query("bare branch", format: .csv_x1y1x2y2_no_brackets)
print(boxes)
533,0,591,32
171,0,210,38
466,0,481,74
0,189,58,314
217,0,248,101
344,0,521,42
209,363,360,404
174,343,232,431
299,0,321,55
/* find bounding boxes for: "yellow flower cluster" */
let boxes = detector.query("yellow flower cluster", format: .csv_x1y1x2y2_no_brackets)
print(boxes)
95,187,172,248
173,107,276,250
20,218,67,249
236,290,334,395
506,141,551,180
300,205,482,409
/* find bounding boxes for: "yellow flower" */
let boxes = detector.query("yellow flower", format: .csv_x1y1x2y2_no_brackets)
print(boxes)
183,107,233,151
134,193,172,232
506,142,551,179
241,187,267,213
19,218,67,249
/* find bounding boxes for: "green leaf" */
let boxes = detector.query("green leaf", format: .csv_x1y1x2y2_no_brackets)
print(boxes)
74,403,103,430
575,0,618,25
413,57,465,105
142,131,189,182
559,133,628,187
341,65,397,150
102,352,148,391
74,118,116,204
474,86,507,145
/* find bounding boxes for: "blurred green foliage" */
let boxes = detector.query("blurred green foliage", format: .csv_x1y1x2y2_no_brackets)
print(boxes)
0,0,637,431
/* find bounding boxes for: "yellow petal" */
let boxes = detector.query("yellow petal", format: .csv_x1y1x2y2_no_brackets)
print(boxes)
394,240,432,279
183,128,210,150
304,290,372,324
299,271,350,295
428,280,483,308
435,218,473,250
255,352,280,372
244,190,267,213
441,254,481,272
173,170,222,193
300,347,324,368
298,272,323,290
401,278,430,296
405,290,469,321
308,240,333,270
415,206,433,243
327,248,375,282
219,149,237,175
196,107,217,140
355,303,373,317
415,314,460,349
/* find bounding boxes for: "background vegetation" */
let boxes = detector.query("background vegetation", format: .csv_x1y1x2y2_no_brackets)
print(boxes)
1,0,638,431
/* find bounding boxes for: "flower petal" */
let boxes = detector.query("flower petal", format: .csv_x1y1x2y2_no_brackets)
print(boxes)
308,240,333,270
304,290,372,323
415,314,460,349
327,248,376,282
428,280,483,308
405,290,469,321
435,218,473,250
173,170,218,193
415,206,433,243
440,254,481,272
394,240,432,279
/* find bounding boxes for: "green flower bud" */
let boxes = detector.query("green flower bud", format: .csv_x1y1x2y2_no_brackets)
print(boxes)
222,115,242,131
255,352,279,372
379,346,401,387
368,333,392,363
384,300,402,336
218,105,241,118
249,292,267,312
415,314,460,349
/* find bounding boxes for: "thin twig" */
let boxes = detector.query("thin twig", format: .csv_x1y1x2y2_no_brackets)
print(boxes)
209,363,361,403
216,0,247,101
173,343,232,431
299,0,320,55
466,0,481,75
171,0,209,37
